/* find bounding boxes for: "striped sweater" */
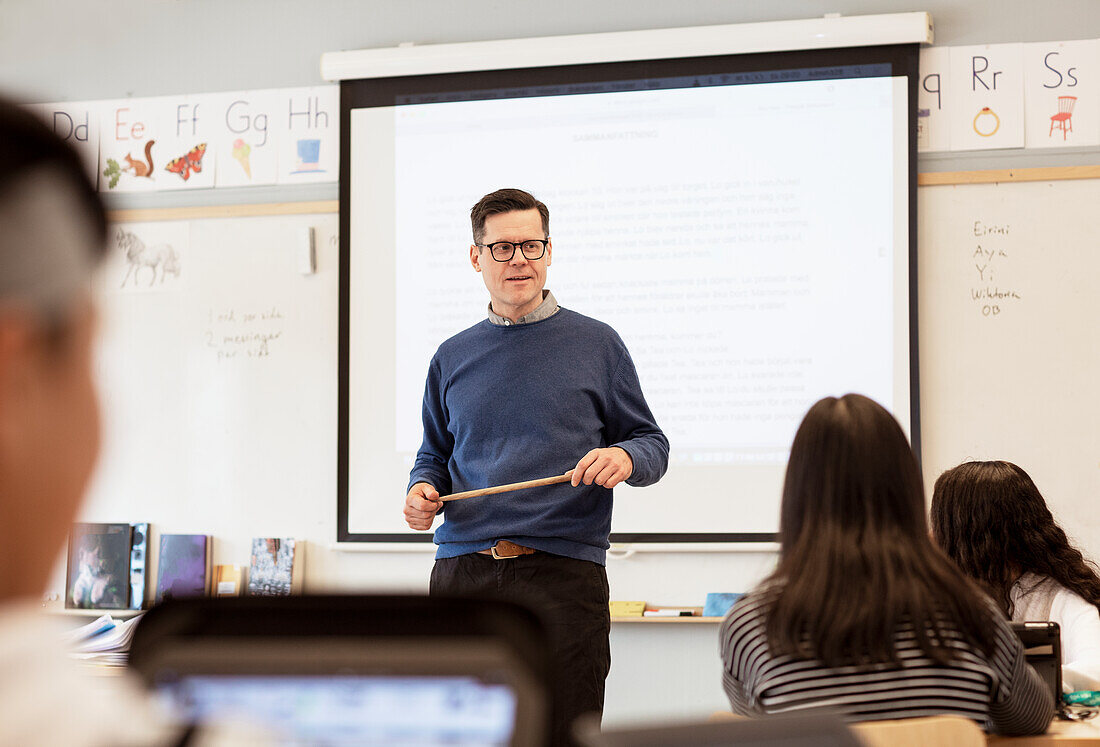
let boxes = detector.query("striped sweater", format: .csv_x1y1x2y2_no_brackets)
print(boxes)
720,590,1054,736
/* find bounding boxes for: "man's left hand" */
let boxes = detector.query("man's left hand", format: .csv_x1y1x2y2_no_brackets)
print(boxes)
571,447,633,489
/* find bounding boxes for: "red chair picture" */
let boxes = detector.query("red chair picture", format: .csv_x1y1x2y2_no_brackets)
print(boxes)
1050,96,1076,140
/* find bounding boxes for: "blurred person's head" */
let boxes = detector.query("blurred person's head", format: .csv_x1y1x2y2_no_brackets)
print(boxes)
763,394,998,666
931,460,1100,616
0,99,108,601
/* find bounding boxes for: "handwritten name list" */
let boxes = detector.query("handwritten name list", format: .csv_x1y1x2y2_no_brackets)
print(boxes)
970,220,1021,317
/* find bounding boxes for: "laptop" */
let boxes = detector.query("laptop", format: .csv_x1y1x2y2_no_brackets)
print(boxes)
128,595,551,746
1012,621,1062,706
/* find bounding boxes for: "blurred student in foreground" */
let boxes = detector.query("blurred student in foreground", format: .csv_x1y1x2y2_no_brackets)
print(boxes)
0,100,253,746
720,394,1052,735
932,460,1100,692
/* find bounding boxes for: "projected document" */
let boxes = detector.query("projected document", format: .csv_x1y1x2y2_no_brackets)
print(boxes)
346,61,912,537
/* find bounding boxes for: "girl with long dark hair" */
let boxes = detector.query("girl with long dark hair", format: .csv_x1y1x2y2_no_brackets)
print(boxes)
720,395,1052,734
931,460,1100,691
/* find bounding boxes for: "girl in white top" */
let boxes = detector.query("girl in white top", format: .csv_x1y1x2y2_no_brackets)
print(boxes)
932,461,1100,692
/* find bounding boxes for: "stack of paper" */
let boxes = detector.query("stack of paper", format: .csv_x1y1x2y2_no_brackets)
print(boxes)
65,613,144,668
62,614,116,643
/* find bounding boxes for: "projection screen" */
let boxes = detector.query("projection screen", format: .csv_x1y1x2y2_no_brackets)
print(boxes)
338,41,920,543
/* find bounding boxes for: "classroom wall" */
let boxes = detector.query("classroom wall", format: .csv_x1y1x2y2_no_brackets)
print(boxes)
7,0,1100,727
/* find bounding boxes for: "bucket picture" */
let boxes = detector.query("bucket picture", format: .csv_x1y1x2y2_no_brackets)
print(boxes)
295,138,322,172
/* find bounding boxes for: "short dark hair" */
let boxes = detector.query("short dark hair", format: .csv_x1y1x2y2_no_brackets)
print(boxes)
0,98,106,250
931,460,1100,617
470,188,549,244
763,394,999,667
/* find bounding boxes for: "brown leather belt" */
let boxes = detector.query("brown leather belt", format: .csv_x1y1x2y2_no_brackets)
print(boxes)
477,540,538,559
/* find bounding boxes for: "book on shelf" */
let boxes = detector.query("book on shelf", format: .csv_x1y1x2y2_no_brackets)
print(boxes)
155,534,211,603
247,538,303,596
213,564,245,597
128,522,149,609
608,601,646,617
66,523,133,610
703,592,743,618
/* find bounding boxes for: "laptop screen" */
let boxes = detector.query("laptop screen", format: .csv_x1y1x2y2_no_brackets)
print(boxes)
142,637,546,746
156,673,518,745
1012,621,1062,706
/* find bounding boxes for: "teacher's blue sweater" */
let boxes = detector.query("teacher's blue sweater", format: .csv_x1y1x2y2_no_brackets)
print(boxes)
408,308,669,565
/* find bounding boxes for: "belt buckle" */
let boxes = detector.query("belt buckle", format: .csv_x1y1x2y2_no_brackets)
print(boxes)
490,541,522,559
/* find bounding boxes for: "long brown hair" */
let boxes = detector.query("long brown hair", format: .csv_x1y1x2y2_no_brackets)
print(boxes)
931,460,1100,617
764,394,999,666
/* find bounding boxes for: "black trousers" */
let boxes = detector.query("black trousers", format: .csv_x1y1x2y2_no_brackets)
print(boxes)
430,552,611,747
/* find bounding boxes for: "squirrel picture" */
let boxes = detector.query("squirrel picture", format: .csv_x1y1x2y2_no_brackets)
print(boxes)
122,140,155,178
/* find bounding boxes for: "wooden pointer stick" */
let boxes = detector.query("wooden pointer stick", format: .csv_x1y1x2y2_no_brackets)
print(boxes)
438,471,575,502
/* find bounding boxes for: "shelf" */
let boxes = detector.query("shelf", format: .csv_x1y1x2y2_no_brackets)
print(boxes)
45,608,145,619
106,199,338,223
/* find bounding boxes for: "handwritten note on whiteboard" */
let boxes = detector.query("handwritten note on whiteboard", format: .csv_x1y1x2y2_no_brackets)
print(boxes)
204,306,286,362
969,220,1021,317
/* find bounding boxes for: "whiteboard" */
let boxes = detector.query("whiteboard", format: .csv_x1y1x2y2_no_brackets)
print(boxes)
918,178,1100,556
81,213,339,563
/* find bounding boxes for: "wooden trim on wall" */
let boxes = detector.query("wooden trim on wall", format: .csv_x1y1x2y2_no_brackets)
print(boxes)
102,165,1100,221
918,165,1100,186
106,200,339,223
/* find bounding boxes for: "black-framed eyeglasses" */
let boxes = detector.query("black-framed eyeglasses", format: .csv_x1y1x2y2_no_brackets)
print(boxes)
476,239,549,262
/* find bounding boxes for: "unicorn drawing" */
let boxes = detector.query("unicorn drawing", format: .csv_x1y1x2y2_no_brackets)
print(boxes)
116,228,181,287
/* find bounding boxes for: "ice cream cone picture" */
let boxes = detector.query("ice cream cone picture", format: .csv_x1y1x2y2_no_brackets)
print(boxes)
232,138,252,179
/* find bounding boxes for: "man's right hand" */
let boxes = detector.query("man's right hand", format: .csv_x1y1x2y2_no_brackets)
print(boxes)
404,482,442,531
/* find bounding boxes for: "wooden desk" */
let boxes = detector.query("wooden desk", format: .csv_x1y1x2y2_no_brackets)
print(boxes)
988,720,1100,745
711,711,1100,745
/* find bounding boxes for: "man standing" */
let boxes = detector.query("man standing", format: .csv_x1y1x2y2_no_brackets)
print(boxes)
404,188,669,744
